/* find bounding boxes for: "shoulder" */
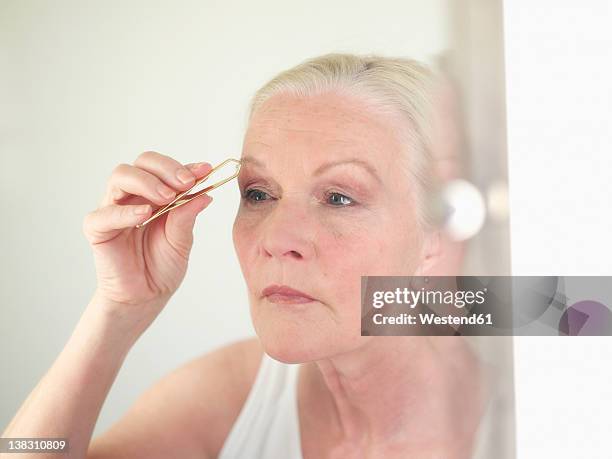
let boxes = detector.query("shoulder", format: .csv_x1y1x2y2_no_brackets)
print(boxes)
187,336,265,456
88,336,265,459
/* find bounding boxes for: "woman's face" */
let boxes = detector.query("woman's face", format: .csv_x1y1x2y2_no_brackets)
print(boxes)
233,90,426,363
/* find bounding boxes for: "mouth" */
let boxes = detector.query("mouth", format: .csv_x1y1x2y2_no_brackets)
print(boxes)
261,284,317,305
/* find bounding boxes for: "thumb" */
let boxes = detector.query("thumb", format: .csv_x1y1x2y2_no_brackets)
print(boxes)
164,192,213,255
163,162,214,254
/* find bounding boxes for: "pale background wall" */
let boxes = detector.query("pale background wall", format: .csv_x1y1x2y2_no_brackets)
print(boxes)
0,0,454,438
504,1,612,459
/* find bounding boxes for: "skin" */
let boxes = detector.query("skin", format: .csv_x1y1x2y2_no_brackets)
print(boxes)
233,90,487,457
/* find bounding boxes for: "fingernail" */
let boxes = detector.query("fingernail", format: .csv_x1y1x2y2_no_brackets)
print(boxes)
188,162,207,170
134,205,150,215
157,184,175,199
176,168,195,184
199,195,213,209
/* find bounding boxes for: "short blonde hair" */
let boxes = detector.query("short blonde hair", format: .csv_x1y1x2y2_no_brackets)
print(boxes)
247,52,442,230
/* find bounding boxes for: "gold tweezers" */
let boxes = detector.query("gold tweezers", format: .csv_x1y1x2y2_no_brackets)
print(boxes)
135,158,241,228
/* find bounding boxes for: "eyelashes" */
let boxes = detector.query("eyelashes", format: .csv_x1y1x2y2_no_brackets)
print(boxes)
326,192,353,206
241,187,356,207
242,188,269,203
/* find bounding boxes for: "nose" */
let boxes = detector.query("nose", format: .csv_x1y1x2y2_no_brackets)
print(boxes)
260,197,316,261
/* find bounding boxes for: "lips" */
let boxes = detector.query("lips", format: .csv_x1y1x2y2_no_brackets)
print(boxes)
262,284,316,304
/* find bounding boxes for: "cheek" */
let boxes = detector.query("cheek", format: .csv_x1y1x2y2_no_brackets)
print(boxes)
320,211,385,258
322,209,422,278
318,216,387,301
321,215,422,330
232,213,258,271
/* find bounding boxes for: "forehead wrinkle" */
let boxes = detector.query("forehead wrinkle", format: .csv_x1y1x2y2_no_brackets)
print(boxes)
250,98,387,138
243,94,408,185
245,122,381,155
244,125,388,158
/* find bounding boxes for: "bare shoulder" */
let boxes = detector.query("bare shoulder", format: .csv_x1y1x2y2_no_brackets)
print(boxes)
191,336,265,456
87,336,264,459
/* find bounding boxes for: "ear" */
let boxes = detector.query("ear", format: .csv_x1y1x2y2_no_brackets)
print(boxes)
417,229,468,276
415,230,442,276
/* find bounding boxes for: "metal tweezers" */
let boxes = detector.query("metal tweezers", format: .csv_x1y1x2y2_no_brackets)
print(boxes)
135,158,241,228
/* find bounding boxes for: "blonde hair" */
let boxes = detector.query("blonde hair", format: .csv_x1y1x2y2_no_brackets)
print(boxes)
247,52,442,230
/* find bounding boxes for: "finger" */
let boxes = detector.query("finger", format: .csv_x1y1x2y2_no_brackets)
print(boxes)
82,203,152,244
185,161,214,178
98,161,214,209
102,163,179,207
133,151,202,192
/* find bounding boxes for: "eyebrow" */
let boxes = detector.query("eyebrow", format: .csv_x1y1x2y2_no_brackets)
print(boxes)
240,155,382,184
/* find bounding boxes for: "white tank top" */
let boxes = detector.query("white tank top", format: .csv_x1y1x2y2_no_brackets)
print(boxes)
217,351,303,459
217,348,503,459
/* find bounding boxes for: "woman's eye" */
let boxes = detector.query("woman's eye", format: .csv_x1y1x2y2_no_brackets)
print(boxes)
243,188,270,202
242,188,354,207
327,192,354,207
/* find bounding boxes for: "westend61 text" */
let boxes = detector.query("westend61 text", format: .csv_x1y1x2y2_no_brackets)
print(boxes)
372,313,493,326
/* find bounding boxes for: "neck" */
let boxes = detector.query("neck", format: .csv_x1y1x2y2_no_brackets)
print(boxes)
301,336,489,456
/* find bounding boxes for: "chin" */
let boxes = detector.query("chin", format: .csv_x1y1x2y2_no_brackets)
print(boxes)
249,294,367,363
254,321,322,364
252,316,365,365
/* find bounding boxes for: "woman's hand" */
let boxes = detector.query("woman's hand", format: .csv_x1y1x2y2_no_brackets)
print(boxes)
82,151,214,328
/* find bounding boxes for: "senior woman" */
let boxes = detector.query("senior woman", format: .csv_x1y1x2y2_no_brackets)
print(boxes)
3,53,489,458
